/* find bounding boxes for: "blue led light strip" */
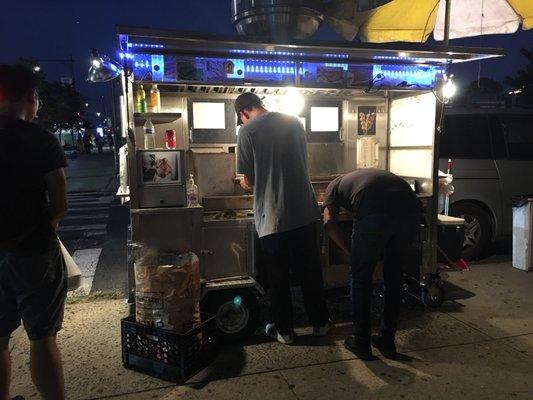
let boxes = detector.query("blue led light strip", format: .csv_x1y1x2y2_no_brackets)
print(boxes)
129,43,165,49
230,49,350,59
230,49,304,56
372,64,444,86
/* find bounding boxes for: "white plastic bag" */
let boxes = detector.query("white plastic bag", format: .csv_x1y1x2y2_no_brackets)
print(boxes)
59,239,82,291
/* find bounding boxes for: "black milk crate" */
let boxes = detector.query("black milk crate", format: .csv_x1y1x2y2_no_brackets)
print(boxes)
121,313,218,383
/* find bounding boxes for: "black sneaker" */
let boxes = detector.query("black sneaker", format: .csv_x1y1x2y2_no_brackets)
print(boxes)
371,334,398,359
344,334,377,361
313,318,334,337
265,323,294,345
12,396,26,400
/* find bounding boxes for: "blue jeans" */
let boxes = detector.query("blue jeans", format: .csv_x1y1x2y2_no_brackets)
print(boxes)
350,214,419,342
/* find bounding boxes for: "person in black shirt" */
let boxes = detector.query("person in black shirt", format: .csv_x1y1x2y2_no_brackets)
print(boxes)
0,65,68,400
323,169,421,360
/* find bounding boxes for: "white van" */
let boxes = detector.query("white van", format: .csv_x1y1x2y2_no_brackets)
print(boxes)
439,108,533,260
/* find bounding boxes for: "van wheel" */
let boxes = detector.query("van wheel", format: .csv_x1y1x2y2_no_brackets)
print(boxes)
450,203,492,261
202,289,259,341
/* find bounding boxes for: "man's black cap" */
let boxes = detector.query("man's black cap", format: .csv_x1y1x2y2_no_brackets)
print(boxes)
234,92,263,125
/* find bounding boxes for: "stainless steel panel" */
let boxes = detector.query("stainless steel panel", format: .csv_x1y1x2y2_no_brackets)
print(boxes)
202,195,254,211
138,185,187,208
307,142,349,176
231,0,323,40
192,152,237,199
130,207,203,254
200,218,254,280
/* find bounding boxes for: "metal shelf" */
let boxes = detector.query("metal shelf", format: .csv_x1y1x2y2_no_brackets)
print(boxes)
133,82,388,98
133,112,181,126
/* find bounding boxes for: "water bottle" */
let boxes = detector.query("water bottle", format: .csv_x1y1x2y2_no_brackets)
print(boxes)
143,118,155,149
187,174,199,207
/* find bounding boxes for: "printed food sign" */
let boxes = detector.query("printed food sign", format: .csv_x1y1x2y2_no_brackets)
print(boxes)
358,106,377,135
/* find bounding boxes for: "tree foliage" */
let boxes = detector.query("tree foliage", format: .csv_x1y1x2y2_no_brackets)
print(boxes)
38,82,86,131
504,47,533,105
466,77,503,95
16,58,88,132
453,77,504,106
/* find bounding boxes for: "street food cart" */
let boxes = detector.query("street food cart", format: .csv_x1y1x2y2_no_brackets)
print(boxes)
114,25,503,338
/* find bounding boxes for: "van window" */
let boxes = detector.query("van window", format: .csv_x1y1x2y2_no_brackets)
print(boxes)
441,115,491,159
500,115,533,160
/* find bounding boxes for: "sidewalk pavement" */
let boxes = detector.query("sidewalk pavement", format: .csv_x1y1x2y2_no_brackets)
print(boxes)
66,148,118,194
10,257,533,400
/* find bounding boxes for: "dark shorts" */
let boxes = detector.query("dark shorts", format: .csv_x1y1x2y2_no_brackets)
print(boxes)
0,233,67,341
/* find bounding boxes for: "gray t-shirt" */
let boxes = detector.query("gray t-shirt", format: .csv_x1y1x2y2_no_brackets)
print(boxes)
237,112,320,237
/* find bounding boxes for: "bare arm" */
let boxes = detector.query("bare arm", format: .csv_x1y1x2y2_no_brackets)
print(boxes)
45,168,67,229
323,205,350,256
239,174,253,192
237,128,254,192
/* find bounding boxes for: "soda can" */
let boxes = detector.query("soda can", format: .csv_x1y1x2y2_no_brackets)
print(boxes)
165,129,176,149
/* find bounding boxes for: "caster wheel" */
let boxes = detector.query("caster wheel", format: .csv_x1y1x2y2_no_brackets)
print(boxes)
421,283,445,308
202,289,259,341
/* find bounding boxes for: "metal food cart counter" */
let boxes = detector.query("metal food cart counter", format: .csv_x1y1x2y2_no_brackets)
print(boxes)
116,26,504,337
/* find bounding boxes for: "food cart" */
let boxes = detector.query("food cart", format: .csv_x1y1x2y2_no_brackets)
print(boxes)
113,25,503,338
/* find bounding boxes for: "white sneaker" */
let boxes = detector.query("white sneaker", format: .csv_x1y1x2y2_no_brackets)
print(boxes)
313,319,334,337
265,323,294,345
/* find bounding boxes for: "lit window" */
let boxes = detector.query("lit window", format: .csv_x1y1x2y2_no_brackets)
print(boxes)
193,102,225,129
310,107,339,132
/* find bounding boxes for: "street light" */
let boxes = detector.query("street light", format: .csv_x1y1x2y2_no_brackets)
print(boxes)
33,56,76,89
96,112,101,117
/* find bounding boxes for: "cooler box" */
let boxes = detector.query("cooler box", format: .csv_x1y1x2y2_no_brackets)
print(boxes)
437,214,465,262
512,198,533,271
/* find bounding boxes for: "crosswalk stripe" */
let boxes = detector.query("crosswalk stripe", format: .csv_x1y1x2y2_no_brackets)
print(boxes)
63,214,109,221
58,224,107,233
68,200,111,206
68,247,103,296
61,192,113,292
67,207,109,212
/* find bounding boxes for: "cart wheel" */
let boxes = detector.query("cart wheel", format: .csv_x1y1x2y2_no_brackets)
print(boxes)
421,283,445,308
202,289,259,341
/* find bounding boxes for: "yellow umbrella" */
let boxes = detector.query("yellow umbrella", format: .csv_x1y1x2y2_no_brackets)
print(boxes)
327,0,533,42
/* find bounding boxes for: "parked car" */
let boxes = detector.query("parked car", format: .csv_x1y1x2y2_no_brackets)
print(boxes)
439,108,533,260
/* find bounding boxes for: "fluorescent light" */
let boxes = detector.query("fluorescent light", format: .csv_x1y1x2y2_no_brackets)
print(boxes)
281,87,304,116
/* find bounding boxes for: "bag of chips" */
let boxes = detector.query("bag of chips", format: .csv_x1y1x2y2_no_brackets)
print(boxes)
134,251,201,332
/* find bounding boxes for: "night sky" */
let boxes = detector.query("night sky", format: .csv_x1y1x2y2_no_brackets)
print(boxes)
1,0,532,116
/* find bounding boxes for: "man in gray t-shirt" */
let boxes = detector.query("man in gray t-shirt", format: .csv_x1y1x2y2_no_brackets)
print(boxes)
235,92,330,345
